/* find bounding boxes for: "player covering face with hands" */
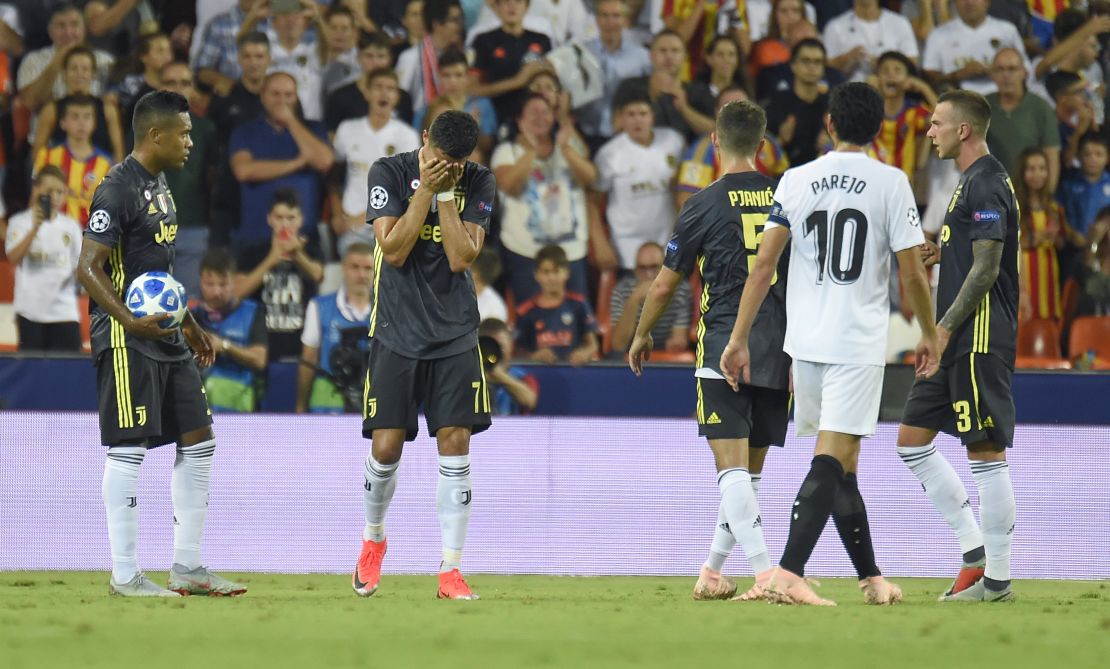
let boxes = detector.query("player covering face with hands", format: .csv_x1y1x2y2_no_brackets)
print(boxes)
720,82,940,606
354,110,496,601
77,91,245,597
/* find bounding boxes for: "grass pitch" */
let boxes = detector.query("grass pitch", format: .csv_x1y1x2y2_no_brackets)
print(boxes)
1,572,1107,669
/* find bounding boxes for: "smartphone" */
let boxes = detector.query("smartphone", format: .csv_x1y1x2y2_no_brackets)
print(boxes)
38,194,51,219
271,0,301,14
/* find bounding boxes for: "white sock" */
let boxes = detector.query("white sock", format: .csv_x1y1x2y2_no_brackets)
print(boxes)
705,506,733,572
717,467,771,575
436,455,472,572
103,446,145,584
363,454,399,542
172,440,215,570
750,473,762,496
971,460,1015,583
898,444,984,556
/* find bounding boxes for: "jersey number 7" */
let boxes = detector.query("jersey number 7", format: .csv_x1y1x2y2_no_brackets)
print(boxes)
803,209,868,285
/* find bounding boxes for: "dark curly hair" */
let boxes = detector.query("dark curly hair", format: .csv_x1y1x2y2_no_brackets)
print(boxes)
429,109,480,159
828,82,883,146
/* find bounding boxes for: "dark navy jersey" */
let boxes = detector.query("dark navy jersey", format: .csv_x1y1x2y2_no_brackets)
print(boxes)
938,154,1020,365
366,150,496,359
84,156,190,363
664,171,791,389
514,292,599,360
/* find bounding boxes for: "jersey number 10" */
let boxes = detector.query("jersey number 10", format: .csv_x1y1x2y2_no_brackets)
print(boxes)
803,209,868,285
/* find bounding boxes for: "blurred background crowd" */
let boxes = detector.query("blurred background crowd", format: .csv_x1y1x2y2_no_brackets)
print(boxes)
1,0,1108,415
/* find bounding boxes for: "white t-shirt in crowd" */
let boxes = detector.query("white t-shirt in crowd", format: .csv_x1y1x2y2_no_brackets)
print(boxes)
594,129,685,269
492,140,591,262
922,16,1028,95
767,152,925,366
269,36,324,121
823,9,918,82
477,285,509,323
4,210,82,323
334,117,421,217
467,0,595,47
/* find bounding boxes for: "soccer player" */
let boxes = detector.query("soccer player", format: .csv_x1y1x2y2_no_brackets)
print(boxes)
721,82,940,606
629,99,790,601
77,91,246,597
897,90,1020,603
353,110,495,600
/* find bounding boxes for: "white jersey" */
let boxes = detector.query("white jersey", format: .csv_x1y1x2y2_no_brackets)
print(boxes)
4,210,82,323
594,129,685,269
822,9,918,82
334,117,420,218
921,16,1028,96
767,152,925,366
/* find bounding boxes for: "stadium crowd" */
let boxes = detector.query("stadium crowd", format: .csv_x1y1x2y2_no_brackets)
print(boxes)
2,0,1109,413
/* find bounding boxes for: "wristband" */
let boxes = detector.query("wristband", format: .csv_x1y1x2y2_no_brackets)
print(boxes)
436,191,455,202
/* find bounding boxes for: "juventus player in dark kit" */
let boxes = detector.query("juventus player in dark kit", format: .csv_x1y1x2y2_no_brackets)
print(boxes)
78,91,245,597
629,100,791,602
898,90,1020,603
352,110,495,600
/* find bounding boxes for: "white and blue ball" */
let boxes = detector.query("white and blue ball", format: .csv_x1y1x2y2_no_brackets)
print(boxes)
125,271,187,328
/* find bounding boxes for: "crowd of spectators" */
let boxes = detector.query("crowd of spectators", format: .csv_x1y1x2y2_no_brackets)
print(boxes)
3,0,1110,413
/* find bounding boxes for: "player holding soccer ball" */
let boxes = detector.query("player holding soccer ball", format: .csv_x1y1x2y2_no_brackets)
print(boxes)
353,110,494,600
77,91,245,598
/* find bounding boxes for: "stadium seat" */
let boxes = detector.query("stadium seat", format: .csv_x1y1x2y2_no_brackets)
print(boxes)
595,269,616,354
1069,316,1110,369
1015,356,1071,370
0,258,13,302
1017,318,1063,359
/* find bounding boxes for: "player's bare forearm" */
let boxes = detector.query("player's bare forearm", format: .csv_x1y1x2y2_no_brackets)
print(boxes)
633,268,682,342
437,202,484,272
375,190,434,266
937,239,1003,332
895,247,938,338
611,295,646,352
77,238,135,326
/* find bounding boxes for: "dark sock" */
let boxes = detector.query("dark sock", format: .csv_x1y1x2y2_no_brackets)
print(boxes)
831,473,881,579
963,546,986,565
779,455,844,577
983,576,1010,592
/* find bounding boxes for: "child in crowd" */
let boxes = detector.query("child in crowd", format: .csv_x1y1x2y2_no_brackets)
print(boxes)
515,245,599,366
479,318,539,415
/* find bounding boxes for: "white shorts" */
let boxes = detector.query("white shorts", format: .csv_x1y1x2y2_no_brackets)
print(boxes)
792,360,885,438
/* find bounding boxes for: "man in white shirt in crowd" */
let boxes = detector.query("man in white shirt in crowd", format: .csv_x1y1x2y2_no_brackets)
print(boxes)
267,0,325,121
16,5,115,112
331,68,421,256
823,0,918,82
594,89,685,271
4,166,83,351
576,0,652,153
921,0,1027,95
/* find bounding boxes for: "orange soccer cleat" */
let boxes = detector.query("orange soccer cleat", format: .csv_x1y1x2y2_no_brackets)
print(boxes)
437,569,479,600
352,538,387,597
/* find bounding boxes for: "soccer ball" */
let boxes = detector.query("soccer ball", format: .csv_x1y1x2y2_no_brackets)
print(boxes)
125,271,187,328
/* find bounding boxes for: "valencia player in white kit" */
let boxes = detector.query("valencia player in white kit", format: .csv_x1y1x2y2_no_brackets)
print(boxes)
721,82,940,606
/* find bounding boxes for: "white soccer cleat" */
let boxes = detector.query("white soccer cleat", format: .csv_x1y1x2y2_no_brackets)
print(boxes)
940,578,1014,602
168,564,247,596
109,573,182,598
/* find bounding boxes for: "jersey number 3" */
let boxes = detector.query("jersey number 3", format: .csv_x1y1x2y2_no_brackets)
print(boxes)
803,209,868,285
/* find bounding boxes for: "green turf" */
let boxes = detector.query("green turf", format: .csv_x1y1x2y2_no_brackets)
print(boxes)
1,572,1107,669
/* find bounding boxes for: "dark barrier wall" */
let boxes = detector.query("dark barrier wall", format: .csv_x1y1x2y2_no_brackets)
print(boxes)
1,356,1107,424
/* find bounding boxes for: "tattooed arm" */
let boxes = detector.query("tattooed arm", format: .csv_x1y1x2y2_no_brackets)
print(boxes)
937,239,1003,340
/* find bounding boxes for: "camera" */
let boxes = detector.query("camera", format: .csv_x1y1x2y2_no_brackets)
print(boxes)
478,335,502,373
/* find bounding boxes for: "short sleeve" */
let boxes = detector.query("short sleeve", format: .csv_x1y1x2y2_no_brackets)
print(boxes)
4,215,28,255
594,144,615,193
966,174,1010,242
887,173,926,252
490,141,518,170
228,123,252,157
664,197,708,276
460,167,496,231
300,299,321,348
84,179,133,248
333,123,349,161
366,158,407,221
